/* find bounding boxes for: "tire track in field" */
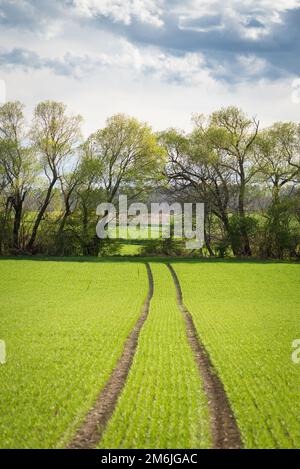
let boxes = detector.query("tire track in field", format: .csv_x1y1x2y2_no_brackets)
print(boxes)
167,263,242,449
68,263,153,449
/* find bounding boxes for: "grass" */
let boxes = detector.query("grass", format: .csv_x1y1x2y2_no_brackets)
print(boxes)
0,259,148,449
173,261,300,448
118,243,142,256
99,263,211,449
1,257,299,449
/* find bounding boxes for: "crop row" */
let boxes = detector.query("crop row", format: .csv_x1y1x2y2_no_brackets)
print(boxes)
173,261,300,448
0,260,147,448
99,263,211,449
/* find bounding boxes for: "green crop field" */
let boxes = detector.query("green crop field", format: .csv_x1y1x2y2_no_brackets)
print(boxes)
0,259,147,448
99,263,210,449
0,258,299,449
173,261,300,449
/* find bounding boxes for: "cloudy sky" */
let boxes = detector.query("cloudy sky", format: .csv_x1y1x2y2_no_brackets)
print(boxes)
0,0,300,135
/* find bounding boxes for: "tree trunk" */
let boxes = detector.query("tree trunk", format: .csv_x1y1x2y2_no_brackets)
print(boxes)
204,227,215,256
219,210,239,256
58,194,72,236
204,209,215,257
238,180,252,256
58,211,69,236
81,203,90,255
272,183,280,206
12,200,23,249
0,198,12,254
27,178,57,250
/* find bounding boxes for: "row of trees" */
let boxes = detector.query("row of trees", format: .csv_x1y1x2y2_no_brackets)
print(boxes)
0,101,299,258
163,110,300,258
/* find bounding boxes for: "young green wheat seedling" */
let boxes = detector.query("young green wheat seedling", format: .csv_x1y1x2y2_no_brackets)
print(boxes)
0,340,6,364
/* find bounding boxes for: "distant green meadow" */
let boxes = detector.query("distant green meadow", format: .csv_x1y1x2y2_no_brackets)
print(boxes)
0,258,299,448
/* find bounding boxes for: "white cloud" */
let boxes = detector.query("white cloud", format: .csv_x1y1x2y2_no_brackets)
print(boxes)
107,41,215,87
0,39,216,87
178,0,300,40
178,0,300,19
237,55,267,76
72,0,164,27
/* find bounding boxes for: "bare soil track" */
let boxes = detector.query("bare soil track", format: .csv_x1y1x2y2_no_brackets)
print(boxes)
68,263,153,449
167,263,242,449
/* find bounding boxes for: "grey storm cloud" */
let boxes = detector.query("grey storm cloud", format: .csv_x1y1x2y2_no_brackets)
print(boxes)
0,0,299,83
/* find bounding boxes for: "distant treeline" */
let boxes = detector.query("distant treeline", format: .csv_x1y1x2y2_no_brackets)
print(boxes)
0,101,299,259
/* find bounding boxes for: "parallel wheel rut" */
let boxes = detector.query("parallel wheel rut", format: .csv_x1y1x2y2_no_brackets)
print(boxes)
167,263,242,449
68,263,153,449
